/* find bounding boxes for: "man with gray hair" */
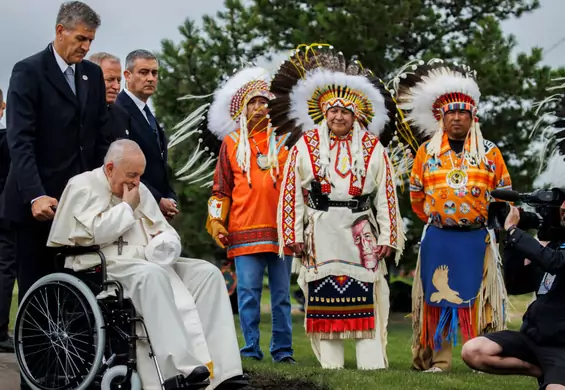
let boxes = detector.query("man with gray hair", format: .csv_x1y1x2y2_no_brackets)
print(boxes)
2,0,110,311
46,139,248,390
89,51,130,140
115,49,179,220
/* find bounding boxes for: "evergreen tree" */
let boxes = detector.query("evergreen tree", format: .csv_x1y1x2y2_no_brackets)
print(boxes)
153,0,565,268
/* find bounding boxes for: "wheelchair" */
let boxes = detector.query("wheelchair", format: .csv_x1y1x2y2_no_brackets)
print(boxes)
13,245,211,390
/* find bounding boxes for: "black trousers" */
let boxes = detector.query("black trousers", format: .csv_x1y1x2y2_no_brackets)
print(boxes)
0,222,16,338
15,219,55,303
15,219,55,390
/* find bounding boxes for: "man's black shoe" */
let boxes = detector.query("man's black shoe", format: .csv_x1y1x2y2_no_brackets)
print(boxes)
0,336,14,353
163,365,210,390
184,366,211,383
215,374,249,390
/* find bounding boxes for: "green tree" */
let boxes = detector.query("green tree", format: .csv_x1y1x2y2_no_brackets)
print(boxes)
234,0,564,268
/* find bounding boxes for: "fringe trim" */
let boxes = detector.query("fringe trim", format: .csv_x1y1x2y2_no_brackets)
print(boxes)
410,227,426,349
291,257,302,275
393,217,407,266
307,317,375,334
420,303,478,350
479,229,509,332
411,227,509,349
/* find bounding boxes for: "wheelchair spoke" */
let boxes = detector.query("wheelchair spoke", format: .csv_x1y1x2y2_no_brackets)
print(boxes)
22,313,50,339
19,341,53,350
17,277,106,390
29,294,58,335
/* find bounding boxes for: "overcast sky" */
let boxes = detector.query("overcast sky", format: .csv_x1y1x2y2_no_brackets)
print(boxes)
0,0,564,126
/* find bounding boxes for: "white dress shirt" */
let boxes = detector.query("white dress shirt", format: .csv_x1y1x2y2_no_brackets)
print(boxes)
124,88,152,124
53,45,75,74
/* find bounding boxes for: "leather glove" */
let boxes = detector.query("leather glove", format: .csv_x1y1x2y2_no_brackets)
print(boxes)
208,220,229,248
205,196,231,248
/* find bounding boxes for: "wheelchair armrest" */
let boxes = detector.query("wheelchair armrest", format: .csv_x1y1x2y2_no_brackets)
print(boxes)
53,245,108,286
55,245,102,257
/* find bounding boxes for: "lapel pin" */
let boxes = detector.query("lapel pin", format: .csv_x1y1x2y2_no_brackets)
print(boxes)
125,129,129,135
82,75,88,80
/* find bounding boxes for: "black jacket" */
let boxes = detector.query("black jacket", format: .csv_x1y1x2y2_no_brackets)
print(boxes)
2,44,109,223
0,127,9,194
114,90,176,203
504,227,565,345
102,103,131,142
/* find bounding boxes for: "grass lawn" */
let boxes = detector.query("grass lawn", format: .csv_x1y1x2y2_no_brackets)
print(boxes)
9,285,538,389
236,292,537,390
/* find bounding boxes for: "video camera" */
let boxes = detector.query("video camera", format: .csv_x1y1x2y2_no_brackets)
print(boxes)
487,188,565,234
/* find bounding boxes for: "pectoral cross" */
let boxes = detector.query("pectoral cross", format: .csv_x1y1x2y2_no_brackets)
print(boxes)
113,236,128,256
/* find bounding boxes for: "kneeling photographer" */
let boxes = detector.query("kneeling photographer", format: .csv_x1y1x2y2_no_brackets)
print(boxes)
462,188,565,390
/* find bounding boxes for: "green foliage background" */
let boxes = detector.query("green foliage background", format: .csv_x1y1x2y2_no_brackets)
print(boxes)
152,0,565,269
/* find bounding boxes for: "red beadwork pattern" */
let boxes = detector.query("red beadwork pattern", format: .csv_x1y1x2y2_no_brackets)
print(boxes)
348,133,378,196
228,227,279,246
305,129,331,193
334,140,352,179
282,147,299,246
432,92,476,121
383,152,398,247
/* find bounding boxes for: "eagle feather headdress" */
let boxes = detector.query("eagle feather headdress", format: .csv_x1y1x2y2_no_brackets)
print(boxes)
390,58,485,162
268,44,417,184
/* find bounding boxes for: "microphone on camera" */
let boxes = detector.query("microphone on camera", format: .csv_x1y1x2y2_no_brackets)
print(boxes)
490,189,521,202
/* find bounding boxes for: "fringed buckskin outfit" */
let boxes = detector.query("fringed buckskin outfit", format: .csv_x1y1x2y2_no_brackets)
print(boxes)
271,44,408,370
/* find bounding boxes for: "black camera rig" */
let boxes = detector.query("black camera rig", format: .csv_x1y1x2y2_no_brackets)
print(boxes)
487,188,565,240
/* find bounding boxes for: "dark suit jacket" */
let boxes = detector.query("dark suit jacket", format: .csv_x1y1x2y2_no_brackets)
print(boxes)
0,127,9,195
3,44,109,223
0,127,10,227
102,103,131,141
114,90,176,203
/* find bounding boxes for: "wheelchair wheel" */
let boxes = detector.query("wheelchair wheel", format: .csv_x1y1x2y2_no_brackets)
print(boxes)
15,273,106,390
101,365,142,390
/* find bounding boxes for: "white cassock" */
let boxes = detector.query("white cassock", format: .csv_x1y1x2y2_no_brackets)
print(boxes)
46,167,242,390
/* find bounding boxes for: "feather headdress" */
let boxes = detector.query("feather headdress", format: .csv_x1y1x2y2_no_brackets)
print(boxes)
269,45,395,142
390,59,485,162
168,66,275,186
269,44,415,184
531,77,565,188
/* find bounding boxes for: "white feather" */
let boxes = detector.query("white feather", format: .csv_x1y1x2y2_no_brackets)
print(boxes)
207,67,272,141
167,103,209,149
399,68,481,137
288,68,389,136
534,150,565,188
529,77,565,187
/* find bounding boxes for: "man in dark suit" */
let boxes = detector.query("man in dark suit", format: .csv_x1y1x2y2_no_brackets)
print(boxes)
115,49,179,220
89,51,130,141
0,88,15,353
4,1,110,303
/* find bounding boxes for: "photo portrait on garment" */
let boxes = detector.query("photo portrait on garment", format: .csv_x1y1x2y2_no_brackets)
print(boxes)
351,215,379,271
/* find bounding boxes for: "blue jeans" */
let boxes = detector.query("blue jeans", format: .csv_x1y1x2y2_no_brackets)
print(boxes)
234,253,293,361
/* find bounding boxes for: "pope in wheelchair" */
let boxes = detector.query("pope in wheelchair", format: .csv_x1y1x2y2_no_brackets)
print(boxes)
14,139,248,390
